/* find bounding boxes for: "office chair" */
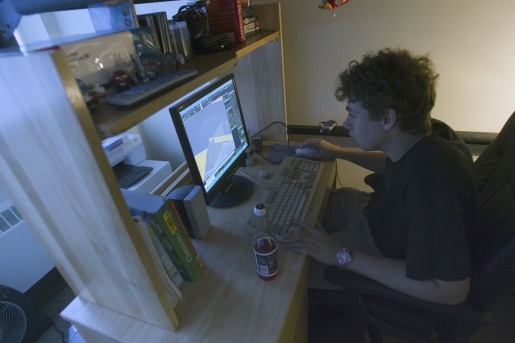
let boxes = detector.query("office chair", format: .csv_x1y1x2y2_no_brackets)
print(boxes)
322,111,515,343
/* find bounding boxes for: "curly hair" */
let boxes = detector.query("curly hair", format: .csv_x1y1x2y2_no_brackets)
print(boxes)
335,48,439,133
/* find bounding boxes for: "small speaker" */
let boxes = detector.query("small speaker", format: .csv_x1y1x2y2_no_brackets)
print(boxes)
168,185,211,239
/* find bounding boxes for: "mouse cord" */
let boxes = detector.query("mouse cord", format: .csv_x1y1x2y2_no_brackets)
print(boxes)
236,170,272,190
334,160,344,188
251,121,294,152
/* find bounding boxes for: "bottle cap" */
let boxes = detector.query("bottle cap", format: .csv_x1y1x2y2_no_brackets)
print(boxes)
254,203,267,216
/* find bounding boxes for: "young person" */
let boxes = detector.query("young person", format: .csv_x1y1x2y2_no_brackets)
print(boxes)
283,48,477,305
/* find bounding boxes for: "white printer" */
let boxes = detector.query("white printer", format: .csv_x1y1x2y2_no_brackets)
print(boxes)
102,133,173,194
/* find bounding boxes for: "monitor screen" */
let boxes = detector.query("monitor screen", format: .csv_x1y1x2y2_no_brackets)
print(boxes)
169,74,253,207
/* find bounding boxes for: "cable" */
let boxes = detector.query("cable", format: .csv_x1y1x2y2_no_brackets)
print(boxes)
172,0,208,39
334,161,344,188
251,120,290,139
236,170,272,190
251,120,295,152
249,121,295,164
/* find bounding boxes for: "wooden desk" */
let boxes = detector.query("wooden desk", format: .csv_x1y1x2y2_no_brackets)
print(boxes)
62,156,336,343
0,4,300,340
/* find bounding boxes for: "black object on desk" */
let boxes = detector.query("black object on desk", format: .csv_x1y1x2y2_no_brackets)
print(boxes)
113,163,153,189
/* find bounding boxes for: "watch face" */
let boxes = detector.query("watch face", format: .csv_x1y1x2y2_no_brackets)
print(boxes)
337,248,352,268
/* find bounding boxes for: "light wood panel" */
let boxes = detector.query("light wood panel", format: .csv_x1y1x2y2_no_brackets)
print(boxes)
0,50,177,330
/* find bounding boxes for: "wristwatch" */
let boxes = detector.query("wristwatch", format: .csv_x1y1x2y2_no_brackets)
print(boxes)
336,247,353,269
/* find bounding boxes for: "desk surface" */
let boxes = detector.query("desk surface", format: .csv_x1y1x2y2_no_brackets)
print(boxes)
62,155,336,343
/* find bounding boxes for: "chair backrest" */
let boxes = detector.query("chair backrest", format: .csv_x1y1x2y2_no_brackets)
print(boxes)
467,111,515,310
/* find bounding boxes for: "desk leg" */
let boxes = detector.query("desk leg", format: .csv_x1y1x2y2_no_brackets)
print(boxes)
279,258,309,343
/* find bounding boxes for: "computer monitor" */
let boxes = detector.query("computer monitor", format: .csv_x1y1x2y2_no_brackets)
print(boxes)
169,74,253,207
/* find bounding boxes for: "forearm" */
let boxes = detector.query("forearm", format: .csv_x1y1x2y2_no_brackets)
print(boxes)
348,251,470,305
283,219,470,304
302,138,386,173
336,147,386,173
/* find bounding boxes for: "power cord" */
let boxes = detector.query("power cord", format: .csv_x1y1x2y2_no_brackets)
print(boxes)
334,161,344,188
172,0,208,39
250,121,296,164
250,119,339,162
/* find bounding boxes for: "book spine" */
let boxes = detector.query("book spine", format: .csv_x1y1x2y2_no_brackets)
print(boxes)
131,216,183,307
235,0,245,43
145,218,184,287
244,20,259,37
143,212,191,281
206,0,246,44
243,15,258,25
137,12,173,53
153,200,204,282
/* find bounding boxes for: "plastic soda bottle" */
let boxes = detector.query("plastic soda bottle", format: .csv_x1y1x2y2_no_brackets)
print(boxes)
252,203,279,280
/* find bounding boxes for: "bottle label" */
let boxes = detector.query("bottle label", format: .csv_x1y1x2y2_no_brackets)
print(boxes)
253,240,279,278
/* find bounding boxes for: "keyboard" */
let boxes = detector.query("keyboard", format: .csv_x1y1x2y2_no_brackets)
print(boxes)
105,69,199,107
113,163,153,189
246,156,325,237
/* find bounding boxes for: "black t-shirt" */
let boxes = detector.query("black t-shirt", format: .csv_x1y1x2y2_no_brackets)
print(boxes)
363,127,477,281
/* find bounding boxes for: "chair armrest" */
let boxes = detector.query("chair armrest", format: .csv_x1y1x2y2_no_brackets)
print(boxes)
324,267,490,322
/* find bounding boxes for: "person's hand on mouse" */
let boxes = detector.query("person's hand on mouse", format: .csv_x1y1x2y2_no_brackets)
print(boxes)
298,138,341,160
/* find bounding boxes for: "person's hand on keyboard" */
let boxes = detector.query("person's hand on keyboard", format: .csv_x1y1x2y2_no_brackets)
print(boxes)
282,219,344,267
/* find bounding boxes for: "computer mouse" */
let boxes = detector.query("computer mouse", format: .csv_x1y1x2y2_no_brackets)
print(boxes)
295,146,319,156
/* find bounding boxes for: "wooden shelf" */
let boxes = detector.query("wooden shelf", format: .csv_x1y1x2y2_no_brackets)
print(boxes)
91,30,280,139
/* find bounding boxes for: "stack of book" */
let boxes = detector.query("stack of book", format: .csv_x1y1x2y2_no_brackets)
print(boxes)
242,6,260,38
122,189,204,307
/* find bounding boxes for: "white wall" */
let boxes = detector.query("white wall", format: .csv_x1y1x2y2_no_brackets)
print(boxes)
279,0,515,133
15,0,513,167
15,2,187,46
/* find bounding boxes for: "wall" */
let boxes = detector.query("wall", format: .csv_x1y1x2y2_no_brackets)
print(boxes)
278,0,515,133
16,9,95,43
15,2,186,46
15,1,512,166
0,185,55,292
138,105,190,170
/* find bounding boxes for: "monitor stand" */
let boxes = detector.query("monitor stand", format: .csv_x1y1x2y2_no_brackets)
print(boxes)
209,175,253,208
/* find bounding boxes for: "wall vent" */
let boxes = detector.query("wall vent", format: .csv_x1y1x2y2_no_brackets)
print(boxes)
0,203,23,236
